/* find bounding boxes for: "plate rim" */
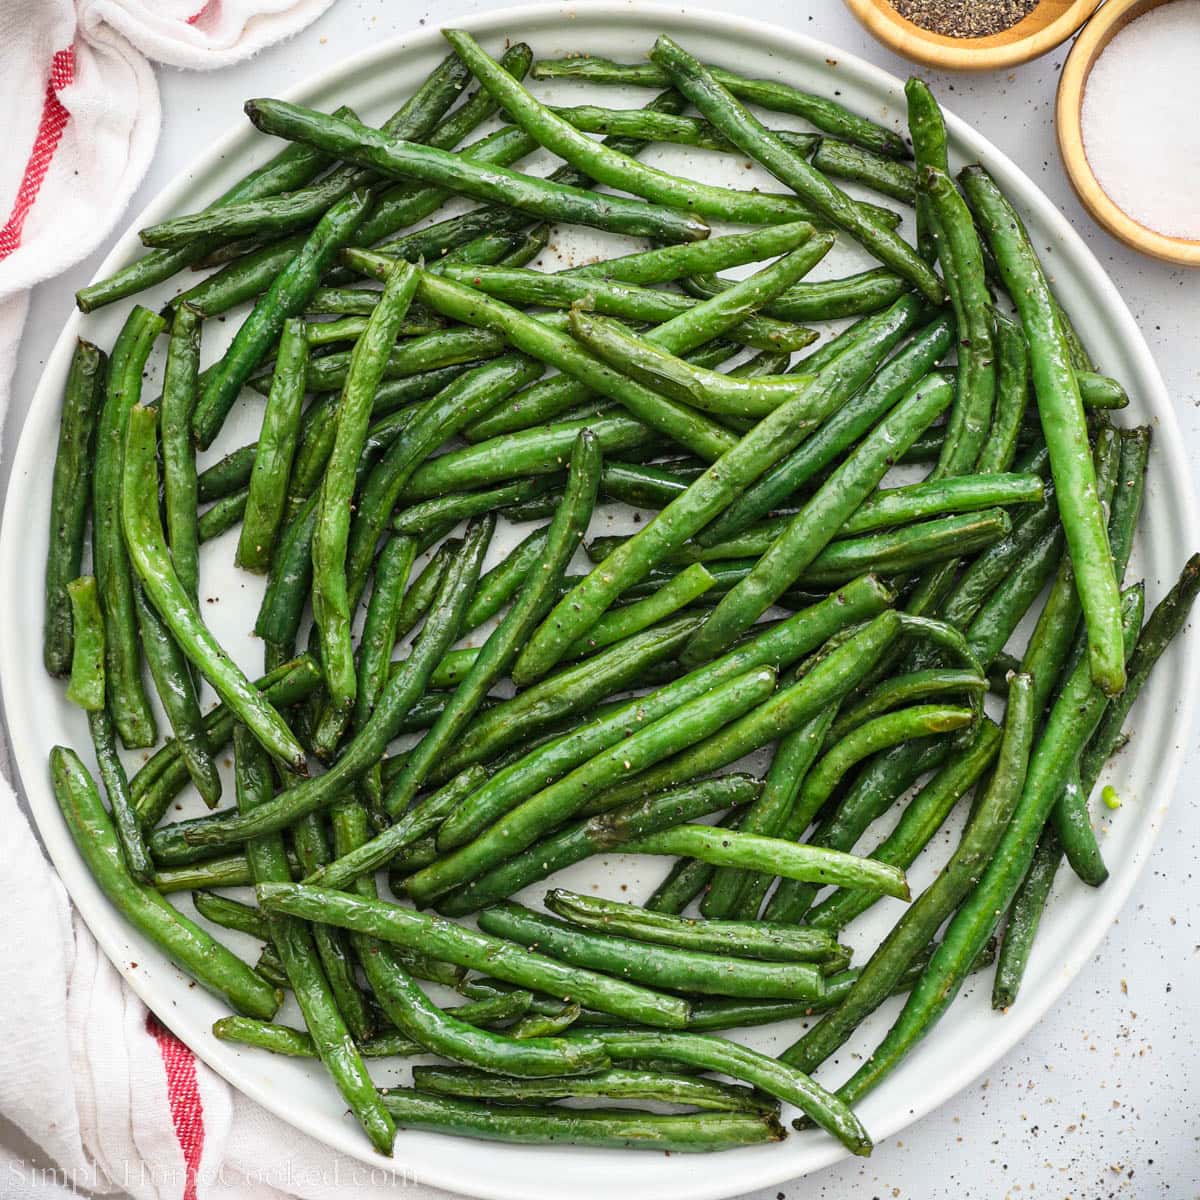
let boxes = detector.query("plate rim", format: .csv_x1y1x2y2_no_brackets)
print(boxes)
3,4,1197,1198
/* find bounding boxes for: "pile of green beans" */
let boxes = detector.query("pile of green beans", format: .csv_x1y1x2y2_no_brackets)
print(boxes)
44,29,1196,1164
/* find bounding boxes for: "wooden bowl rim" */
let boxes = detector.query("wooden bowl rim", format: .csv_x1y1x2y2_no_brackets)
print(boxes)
1056,0,1200,267
842,0,1103,70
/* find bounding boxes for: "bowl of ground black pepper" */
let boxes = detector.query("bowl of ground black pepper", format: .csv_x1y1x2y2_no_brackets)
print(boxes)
843,0,1104,70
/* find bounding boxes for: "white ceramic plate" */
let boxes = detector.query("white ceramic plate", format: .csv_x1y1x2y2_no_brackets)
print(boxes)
3,6,1197,1199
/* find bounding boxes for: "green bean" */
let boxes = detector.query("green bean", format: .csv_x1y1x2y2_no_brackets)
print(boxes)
213,991,534,1058
173,235,309,319
923,168,995,477
1077,370,1129,410
508,368,850,682
811,139,917,202
462,240,833,442
446,31,847,234
352,534,416,750
830,670,986,741
154,306,205,611
392,478,553,535
801,510,1014,586
697,297,931,544
562,565,716,663
436,583,891,851
392,538,459,644
1009,427,1121,719
961,165,1123,693
572,1028,869,1155
304,767,485,893
647,857,717,915
283,798,376,1043
123,406,306,772
408,668,777,907
705,713,833,920
198,444,258,503
567,221,819,285
134,586,222,807
343,356,545,606
479,902,826,1001
461,525,548,628
229,730,394,1153
650,36,941,302
131,656,319,825
531,55,909,158
577,613,906,822
683,266,912,324
568,312,812,421
976,309,1030,474
395,411,647,502
388,432,601,816
144,64,478,253
372,90,685,268
65,577,106,713
246,98,708,247
998,552,1193,1001
235,319,308,573
415,1063,769,1113
52,746,279,1017
545,888,842,964
764,729,985,926
832,590,1142,1105
379,1088,783,1150
992,829,1061,1010
94,307,163,748
259,882,688,1029
311,263,421,748
153,854,258,892
343,43,535,252
845,473,1042,538
260,327,500,399
417,265,814,356
193,890,272,939
792,704,975,830
197,490,248,542
783,675,1035,1074
437,778,758,916
85,699,153,883
182,521,487,849
75,120,342,314
684,373,952,663
626,824,910,900
434,617,703,797
45,342,105,675
805,727,1005,936
905,78,947,264
412,275,738,462
547,103,821,161
192,191,371,450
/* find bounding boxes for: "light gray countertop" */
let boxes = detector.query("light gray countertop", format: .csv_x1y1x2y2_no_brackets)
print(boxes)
6,2,1198,1196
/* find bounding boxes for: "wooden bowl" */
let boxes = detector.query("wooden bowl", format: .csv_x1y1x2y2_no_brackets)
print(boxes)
842,0,1102,70
1057,0,1200,267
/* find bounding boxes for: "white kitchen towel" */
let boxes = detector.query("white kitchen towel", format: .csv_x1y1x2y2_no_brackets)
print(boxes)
0,1,456,1198
0,0,337,432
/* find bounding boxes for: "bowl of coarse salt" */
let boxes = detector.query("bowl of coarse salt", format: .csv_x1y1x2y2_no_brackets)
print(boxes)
1057,0,1200,266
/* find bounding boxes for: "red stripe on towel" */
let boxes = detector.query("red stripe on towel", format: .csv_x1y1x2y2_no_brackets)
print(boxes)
0,48,75,262
147,1013,206,1200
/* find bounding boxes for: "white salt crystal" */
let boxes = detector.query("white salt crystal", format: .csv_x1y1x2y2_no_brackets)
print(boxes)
1080,0,1200,240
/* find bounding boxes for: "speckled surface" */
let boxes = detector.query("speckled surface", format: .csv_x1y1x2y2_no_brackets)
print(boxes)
6,2,1199,1196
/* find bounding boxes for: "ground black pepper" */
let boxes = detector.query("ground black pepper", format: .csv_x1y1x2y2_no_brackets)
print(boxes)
890,0,1040,38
